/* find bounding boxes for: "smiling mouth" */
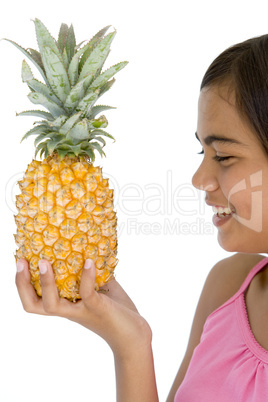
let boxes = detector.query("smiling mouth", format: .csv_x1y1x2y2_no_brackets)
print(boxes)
212,206,236,217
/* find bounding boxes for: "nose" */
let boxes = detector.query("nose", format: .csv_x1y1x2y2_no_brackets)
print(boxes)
192,159,219,192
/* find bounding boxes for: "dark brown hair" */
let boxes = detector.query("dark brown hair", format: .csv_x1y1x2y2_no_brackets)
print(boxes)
200,35,268,153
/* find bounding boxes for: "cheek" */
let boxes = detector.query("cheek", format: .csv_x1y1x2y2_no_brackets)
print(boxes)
221,173,255,219
226,172,265,226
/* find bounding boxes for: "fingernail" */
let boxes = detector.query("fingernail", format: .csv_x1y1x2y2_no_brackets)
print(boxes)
16,261,24,272
84,259,92,269
39,260,47,274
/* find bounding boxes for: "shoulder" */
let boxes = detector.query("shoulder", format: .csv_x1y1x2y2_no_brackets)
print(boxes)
203,253,266,317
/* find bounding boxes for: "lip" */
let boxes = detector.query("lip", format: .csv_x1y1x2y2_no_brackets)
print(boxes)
212,213,233,227
205,200,236,227
205,201,229,208
205,200,236,212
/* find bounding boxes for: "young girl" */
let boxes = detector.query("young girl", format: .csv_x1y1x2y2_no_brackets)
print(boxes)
15,33,268,401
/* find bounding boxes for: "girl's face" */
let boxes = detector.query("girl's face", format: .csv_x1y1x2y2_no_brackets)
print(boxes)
192,85,268,253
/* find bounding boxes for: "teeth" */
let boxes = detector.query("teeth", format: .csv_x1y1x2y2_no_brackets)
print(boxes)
212,206,235,215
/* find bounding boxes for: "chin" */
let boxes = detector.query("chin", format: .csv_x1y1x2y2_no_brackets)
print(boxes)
217,234,266,254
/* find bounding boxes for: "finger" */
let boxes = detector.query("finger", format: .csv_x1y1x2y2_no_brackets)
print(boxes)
79,259,99,306
15,259,45,314
38,259,63,315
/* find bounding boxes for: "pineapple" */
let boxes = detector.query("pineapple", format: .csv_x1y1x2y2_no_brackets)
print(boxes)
7,19,127,301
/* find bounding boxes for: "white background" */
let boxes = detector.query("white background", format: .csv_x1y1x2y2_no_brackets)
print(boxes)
1,1,267,401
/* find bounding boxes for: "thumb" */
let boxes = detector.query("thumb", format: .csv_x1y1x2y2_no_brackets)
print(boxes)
79,259,97,302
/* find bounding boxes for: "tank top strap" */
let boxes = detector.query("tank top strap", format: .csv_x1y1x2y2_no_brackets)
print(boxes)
236,256,268,295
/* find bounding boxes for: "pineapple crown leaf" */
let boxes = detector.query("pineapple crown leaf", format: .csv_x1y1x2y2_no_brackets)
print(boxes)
66,119,90,142
89,105,116,119
89,129,115,141
98,78,115,98
57,23,69,54
21,60,63,107
22,124,50,142
78,25,111,73
89,61,128,92
41,45,71,103
59,112,83,134
48,115,68,129
34,18,64,67
78,31,116,83
64,74,93,113
3,38,49,85
28,91,66,117
34,132,64,147
5,19,128,160
75,90,99,116
65,25,76,62
21,59,34,82
27,48,45,73
16,110,54,121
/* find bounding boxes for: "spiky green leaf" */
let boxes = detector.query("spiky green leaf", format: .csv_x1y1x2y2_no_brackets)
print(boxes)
35,140,48,158
48,115,68,129
42,46,71,103
84,148,95,161
27,48,44,72
79,26,111,73
17,110,54,121
89,61,128,92
28,92,66,117
92,136,106,146
62,48,69,69
21,60,34,82
57,148,69,159
40,146,47,158
68,42,89,86
64,74,93,113
47,139,59,154
79,31,116,82
59,112,82,134
34,132,64,147
3,39,48,84
22,60,63,106
98,78,115,99
89,105,116,119
76,91,98,115
58,23,69,53
21,124,50,142
65,25,76,62
90,141,105,156
66,119,90,142
34,18,63,64
89,129,114,140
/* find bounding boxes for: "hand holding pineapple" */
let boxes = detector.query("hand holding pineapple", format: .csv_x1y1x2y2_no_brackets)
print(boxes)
16,257,158,400
16,258,152,356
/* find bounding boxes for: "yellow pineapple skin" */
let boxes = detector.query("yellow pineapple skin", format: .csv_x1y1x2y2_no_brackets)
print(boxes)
14,155,118,301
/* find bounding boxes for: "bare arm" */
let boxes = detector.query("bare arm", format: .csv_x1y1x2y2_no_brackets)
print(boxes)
16,258,159,402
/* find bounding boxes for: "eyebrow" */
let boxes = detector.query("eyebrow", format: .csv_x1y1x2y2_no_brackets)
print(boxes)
195,132,247,147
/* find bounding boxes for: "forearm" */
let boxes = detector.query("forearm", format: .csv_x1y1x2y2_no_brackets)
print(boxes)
114,342,159,402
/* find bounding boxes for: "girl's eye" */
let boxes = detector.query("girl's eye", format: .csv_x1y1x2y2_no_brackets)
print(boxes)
197,149,232,162
213,155,232,162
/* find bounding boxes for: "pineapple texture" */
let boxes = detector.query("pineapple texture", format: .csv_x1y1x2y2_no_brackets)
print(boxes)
15,155,118,301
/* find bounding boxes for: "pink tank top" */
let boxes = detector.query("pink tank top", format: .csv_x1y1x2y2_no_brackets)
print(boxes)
175,257,268,402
